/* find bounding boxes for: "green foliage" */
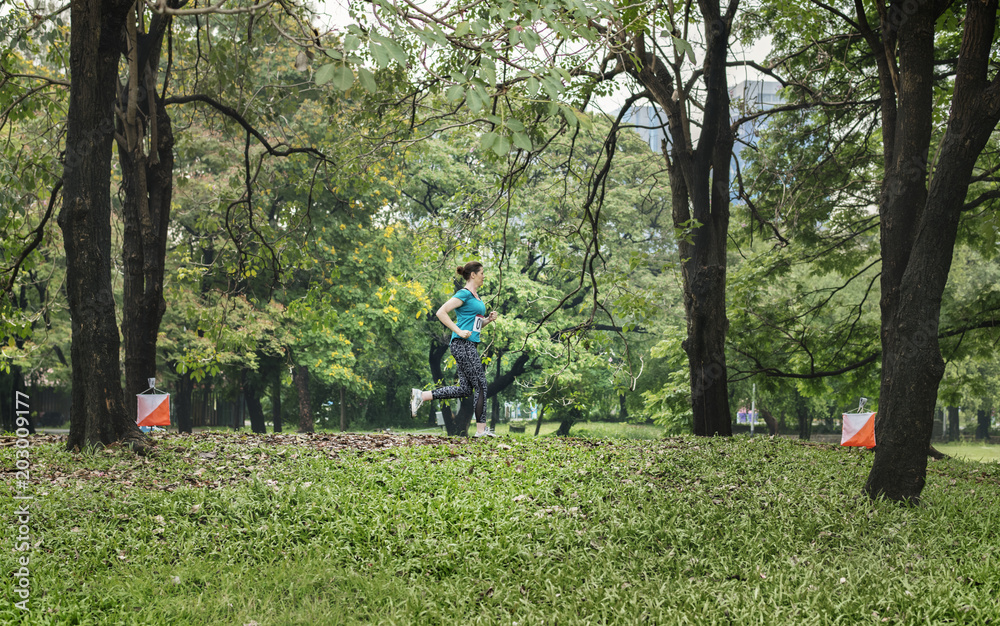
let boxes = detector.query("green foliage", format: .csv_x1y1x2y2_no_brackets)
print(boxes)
640,326,694,434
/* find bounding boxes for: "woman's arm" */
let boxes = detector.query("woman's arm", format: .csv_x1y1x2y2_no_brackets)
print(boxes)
483,310,499,326
436,297,470,338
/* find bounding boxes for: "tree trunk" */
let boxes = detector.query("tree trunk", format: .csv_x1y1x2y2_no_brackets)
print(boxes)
759,406,778,437
119,103,173,419
58,0,146,452
0,370,14,433
534,405,545,436
947,406,960,442
118,8,174,422
174,366,193,434
622,5,736,437
1,367,32,434
619,393,628,422
244,370,267,434
976,408,990,441
863,0,1000,504
271,365,282,433
932,407,944,441
454,400,473,436
556,409,579,436
293,364,313,433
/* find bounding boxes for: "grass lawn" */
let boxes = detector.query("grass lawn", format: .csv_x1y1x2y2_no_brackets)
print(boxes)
935,442,1000,463
3,431,1000,625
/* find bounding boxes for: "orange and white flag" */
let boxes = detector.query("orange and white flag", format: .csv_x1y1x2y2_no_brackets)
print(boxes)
137,393,171,427
841,412,876,448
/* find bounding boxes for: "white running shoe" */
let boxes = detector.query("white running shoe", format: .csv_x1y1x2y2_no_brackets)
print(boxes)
410,389,424,417
472,428,498,438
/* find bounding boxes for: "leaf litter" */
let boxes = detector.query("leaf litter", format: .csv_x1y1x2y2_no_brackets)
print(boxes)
1,430,455,492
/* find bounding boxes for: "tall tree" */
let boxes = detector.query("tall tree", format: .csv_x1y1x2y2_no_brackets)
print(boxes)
116,5,178,419
615,1,739,435
58,0,146,451
854,0,1000,503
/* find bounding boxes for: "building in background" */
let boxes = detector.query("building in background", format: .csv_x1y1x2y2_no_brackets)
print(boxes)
614,79,782,168
729,79,783,176
616,104,668,154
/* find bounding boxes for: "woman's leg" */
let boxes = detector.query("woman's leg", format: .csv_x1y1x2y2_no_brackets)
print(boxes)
430,339,491,433
471,349,488,425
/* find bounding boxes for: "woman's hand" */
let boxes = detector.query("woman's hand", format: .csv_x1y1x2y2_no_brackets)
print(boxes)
487,311,499,323
459,329,473,339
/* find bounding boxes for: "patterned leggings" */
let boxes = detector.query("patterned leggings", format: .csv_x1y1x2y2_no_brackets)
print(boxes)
432,338,488,423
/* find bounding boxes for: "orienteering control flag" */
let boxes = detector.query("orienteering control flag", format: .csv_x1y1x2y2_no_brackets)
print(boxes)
137,393,171,427
841,412,876,448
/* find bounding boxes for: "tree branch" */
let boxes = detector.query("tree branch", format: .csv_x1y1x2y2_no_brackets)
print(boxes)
163,93,334,162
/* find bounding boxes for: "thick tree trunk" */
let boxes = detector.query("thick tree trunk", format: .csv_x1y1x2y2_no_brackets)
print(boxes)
1,367,32,434
682,256,732,436
0,371,14,433
174,366,193,434
59,0,146,452
244,370,267,434
293,364,313,433
976,408,991,441
863,0,1000,504
947,406,960,442
556,408,581,436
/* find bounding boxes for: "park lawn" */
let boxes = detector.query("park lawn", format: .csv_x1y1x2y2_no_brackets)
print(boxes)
935,441,1000,463
3,432,1000,625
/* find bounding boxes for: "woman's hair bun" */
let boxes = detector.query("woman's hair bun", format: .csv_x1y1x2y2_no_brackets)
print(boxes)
456,266,466,275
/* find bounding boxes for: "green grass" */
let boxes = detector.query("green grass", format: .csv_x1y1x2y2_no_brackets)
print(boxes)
935,441,1000,463
3,432,1000,625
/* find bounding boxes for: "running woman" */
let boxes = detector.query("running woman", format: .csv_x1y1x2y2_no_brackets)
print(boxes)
411,261,499,437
